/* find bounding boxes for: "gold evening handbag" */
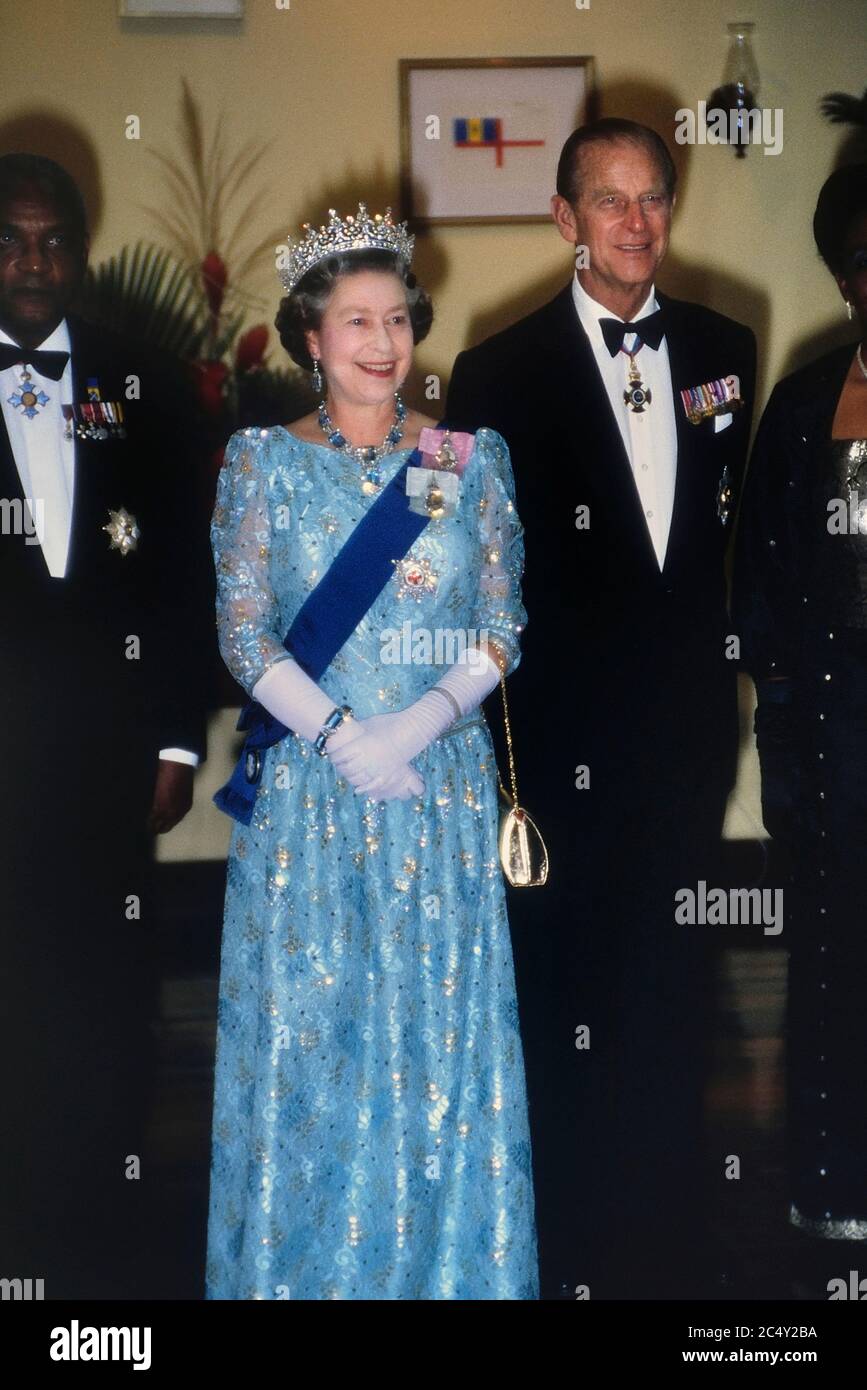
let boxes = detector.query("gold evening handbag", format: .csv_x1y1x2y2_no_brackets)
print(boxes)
495,671,549,888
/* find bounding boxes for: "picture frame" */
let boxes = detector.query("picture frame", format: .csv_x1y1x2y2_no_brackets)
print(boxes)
399,56,596,226
119,0,243,18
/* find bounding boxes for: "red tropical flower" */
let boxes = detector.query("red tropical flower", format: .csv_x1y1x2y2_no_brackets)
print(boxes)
192,358,230,416
235,324,268,373
201,251,228,322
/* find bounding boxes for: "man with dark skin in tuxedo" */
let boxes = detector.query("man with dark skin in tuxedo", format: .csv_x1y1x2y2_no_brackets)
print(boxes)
0,155,206,1296
0,168,195,826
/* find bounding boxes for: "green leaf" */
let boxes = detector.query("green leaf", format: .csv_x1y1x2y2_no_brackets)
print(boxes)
80,240,207,361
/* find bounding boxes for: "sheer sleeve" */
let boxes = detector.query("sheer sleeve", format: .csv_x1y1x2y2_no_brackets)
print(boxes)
211,429,293,696
470,428,527,675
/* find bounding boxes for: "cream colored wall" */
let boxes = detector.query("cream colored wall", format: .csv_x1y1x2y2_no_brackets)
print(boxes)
7,0,865,386
3,0,864,857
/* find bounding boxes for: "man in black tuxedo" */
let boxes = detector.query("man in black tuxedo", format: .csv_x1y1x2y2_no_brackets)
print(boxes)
0,155,207,1297
447,120,756,1298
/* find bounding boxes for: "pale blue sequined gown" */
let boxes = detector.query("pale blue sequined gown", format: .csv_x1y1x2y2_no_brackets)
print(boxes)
206,424,537,1300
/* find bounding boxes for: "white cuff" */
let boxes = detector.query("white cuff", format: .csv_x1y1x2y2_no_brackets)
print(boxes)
159,747,200,767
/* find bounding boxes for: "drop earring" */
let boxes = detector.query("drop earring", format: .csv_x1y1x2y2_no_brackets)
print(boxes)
312,358,323,393
847,302,854,321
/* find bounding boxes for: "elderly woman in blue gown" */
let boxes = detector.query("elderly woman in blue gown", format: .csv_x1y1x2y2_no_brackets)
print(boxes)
205,207,537,1299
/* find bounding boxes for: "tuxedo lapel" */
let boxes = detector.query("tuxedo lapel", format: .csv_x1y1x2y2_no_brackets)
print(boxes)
659,298,696,576
660,295,727,578
65,316,98,579
544,287,660,573
64,317,128,581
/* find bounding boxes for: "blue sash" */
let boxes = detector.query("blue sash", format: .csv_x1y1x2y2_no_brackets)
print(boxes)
214,424,456,824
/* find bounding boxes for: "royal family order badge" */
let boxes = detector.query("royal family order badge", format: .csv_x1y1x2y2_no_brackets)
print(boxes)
406,428,474,520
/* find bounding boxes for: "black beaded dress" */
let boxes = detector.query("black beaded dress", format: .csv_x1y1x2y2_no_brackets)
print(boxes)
734,344,867,1240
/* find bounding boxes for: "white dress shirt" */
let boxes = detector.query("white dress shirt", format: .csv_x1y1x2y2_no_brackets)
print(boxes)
0,319,74,577
571,274,677,568
0,318,197,768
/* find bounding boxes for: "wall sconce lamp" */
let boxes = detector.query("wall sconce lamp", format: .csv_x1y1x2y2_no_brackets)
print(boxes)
707,21,761,158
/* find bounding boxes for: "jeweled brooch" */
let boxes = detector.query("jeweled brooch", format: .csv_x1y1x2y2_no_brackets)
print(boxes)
392,555,438,599
103,506,140,555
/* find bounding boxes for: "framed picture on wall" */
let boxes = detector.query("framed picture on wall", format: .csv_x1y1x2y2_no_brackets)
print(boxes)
119,0,243,17
399,56,596,225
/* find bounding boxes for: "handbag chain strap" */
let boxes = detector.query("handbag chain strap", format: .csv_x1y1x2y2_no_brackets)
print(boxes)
496,671,520,808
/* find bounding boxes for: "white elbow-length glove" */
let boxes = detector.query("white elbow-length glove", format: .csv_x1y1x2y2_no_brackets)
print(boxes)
252,658,422,801
326,647,502,799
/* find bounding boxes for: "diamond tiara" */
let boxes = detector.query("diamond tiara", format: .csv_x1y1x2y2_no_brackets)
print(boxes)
277,203,415,294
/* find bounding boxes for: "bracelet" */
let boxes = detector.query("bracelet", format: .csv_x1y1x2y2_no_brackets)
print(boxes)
426,685,462,723
313,704,354,756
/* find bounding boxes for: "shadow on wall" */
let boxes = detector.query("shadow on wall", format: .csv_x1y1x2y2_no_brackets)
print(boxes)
0,110,104,243
777,117,867,381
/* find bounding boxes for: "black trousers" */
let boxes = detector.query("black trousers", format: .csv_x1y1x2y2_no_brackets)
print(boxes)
1,762,159,1299
508,770,727,1298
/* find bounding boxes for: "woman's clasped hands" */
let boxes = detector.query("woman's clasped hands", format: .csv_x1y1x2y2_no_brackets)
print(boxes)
326,708,432,802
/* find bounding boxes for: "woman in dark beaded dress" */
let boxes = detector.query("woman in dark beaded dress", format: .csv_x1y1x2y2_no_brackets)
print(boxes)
734,164,867,1259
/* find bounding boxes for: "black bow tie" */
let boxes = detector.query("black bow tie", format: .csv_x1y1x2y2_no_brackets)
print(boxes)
599,310,665,357
0,344,70,381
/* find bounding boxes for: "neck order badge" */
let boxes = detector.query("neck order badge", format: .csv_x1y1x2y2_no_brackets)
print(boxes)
7,365,50,419
599,311,666,416
621,341,652,414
